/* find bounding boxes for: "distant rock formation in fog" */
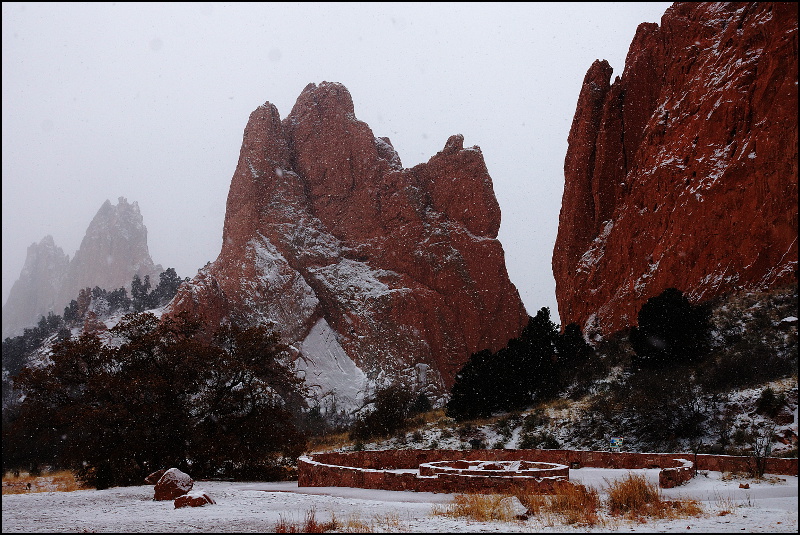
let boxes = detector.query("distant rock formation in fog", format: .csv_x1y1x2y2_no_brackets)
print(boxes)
2,236,69,339
2,197,163,338
57,197,162,311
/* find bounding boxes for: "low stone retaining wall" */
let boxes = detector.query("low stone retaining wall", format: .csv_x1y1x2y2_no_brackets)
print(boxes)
298,449,798,494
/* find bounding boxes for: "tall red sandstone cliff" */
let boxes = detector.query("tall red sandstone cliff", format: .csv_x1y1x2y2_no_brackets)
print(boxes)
168,82,528,406
553,2,798,338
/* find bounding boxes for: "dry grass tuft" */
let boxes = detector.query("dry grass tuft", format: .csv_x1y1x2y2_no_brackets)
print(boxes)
606,473,702,521
2,470,85,494
432,492,518,522
714,493,739,516
516,481,603,526
338,513,372,533
275,509,407,533
274,507,338,533
307,431,354,453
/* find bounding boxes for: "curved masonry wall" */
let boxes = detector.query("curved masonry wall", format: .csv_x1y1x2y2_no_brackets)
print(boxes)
298,449,798,493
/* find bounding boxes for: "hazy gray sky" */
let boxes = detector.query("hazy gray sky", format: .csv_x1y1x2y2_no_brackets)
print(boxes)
2,1,673,323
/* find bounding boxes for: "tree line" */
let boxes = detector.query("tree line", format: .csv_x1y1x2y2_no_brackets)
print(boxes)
2,268,186,382
2,312,308,488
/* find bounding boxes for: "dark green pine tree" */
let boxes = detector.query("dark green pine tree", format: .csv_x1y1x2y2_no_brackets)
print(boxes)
130,274,151,312
630,287,711,368
446,349,503,421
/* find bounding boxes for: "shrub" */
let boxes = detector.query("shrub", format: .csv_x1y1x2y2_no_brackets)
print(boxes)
698,285,797,392
349,383,416,441
755,387,787,417
630,288,711,369
519,431,561,450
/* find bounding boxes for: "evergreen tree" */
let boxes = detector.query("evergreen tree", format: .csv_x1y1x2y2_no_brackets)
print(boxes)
446,307,563,421
554,322,595,391
630,288,711,368
63,299,80,325
131,275,151,312
446,349,501,421
107,287,132,314
148,268,184,308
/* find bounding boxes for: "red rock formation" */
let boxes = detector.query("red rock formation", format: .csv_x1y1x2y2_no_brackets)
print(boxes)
168,82,528,405
553,2,798,338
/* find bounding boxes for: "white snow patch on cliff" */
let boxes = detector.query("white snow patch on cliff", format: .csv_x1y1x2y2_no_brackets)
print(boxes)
310,259,403,307
296,317,367,413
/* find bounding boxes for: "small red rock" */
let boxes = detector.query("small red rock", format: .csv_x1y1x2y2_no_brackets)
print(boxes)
174,490,215,508
144,468,168,485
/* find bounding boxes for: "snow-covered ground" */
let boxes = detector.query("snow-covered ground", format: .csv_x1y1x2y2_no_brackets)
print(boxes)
3,467,796,532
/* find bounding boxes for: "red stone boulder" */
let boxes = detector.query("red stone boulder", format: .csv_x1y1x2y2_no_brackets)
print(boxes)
174,490,215,508
144,468,168,485
153,468,193,501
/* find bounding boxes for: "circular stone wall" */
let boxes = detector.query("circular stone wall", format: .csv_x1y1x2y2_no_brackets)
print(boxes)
419,459,569,479
298,448,798,494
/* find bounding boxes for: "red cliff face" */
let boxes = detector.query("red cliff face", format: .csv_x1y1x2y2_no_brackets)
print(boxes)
168,82,528,406
553,2,798,339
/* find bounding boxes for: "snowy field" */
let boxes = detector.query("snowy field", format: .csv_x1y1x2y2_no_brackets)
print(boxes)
2,467,797,532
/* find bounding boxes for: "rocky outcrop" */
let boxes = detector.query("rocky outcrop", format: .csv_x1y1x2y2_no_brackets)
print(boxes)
58,197,162,310
2,236,69,339
553,2,798,338
168,82,528,407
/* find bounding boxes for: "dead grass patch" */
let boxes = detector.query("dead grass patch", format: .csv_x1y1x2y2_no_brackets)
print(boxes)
432,493,519,522
307,431,354,453
2,470,86,494
516,481,603,526
274,507,338,533
274,508,407,533
606,473,702,521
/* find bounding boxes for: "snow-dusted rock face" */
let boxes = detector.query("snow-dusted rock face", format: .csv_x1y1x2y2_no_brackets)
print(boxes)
168,82,528,406
58,197,163,310
1,236,69,338
553,2,798,338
